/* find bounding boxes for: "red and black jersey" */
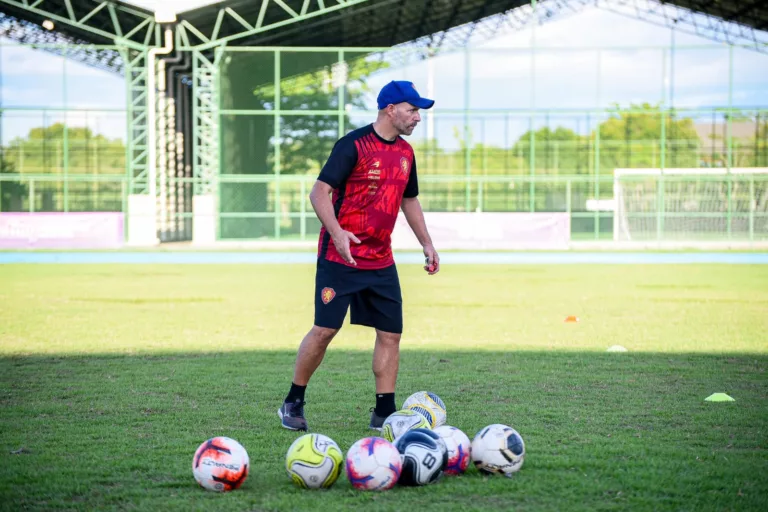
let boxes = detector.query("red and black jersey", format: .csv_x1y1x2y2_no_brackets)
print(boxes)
316,124,419,270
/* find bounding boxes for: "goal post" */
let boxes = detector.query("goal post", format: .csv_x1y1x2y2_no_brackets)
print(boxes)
612,168,768,243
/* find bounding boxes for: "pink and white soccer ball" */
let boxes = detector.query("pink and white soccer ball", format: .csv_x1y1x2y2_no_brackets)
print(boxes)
433,425,471,475
345,437,402,491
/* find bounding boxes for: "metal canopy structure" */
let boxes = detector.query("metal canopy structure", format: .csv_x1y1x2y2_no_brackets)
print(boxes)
174,0,768,51
1,1,766,57
1,0,766,244
0,2,765,80
0,10,123,72
0,0,158,47
175,0,529,50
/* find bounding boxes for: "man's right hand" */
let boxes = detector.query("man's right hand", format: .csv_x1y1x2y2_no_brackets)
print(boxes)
332,230,361,266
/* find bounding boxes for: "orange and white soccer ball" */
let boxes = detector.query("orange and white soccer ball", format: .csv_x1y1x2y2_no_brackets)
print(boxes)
192,437,250,492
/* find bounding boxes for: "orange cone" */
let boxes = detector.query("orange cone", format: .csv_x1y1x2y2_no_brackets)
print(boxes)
564,315,579,323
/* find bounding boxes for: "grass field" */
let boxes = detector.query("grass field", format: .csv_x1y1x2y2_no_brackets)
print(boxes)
1,262,767,511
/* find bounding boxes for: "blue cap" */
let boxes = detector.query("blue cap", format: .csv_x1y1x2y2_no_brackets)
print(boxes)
376,80,435,110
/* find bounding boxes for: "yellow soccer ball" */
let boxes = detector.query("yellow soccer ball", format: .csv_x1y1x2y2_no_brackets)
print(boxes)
285,433,344,489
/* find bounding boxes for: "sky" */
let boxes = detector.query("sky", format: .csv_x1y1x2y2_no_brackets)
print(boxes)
1,4,766,148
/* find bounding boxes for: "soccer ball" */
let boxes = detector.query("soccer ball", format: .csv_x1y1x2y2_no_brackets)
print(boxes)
192,437,249,492
381,409,430,442
345,437,402,491
285,433,344,489
470,424,525,477
402,391,447,428
394,428,448,486
433,425,472,475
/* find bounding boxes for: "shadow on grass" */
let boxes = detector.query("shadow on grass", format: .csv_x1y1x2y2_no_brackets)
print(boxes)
1,350,766,511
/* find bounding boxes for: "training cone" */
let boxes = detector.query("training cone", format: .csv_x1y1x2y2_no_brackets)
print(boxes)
564,315,579,323
704,393,735,402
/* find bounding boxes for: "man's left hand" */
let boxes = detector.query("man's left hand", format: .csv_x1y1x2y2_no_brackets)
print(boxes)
423,244,440,275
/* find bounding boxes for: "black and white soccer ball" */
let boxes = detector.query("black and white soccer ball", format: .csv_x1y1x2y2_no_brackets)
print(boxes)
470,424,525,477
394,428,448,486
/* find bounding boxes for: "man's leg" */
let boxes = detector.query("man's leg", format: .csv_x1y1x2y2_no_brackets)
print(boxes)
350,264,403,430
372,329,401,394
279,326,339,431
293,325,340,386
369,329,401,429
280,257,352,431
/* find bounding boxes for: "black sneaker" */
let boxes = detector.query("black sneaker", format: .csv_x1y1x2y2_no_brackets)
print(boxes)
369,408,389,431
278,400,308,431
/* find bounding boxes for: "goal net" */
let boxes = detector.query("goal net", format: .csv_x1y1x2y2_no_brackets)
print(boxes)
613,168,768,242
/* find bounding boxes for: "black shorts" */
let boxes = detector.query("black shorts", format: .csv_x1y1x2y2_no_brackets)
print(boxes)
314,258,403,334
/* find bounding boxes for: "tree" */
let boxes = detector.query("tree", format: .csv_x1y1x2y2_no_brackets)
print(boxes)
0,153,25,212
1,124,125,212
218,52,388,238
599,103,700,169
512,126,583,174
5,123,125,175
509,103,704,174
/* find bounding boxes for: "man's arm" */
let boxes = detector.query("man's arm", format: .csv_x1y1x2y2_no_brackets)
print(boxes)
401,196,439,275
309,181,360,265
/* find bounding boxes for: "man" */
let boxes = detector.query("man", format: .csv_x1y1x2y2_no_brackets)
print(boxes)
278,80,440,432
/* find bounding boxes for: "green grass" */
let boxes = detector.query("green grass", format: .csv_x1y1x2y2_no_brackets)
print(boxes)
1,264,767,511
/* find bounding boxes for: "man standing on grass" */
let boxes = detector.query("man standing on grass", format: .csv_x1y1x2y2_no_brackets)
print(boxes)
278,80,440,432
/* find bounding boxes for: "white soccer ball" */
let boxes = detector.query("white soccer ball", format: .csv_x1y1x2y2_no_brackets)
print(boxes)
394,428,448,486
470,424,525,477
402,391,447,428
433,425,472,475
192,436,250,492
381,409,430,442
345,437,402,491
285,433,344,489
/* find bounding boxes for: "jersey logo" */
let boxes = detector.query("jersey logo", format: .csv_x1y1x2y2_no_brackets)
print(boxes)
400,157,409,175
321,287,336,304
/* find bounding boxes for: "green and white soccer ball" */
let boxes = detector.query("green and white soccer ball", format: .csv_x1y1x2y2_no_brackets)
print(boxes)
381,409,430,442
402,391,447,428
285,433,344,489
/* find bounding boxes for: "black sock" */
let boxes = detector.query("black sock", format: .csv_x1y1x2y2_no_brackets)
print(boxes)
375,393,396,417
285,382,306,403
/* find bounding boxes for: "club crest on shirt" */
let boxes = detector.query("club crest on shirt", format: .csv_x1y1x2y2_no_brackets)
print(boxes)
321,287,336,304
400,157,409,175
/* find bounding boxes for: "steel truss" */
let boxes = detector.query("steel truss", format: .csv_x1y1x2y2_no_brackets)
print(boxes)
1,1,765,69
192,50,220,197
122,48,148,194
0,0,159,48
597,0,768,53
176,0,372,50
0,11,123,73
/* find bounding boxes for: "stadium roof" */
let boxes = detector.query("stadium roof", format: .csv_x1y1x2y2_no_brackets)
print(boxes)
0,0,766,74
1,0,766,48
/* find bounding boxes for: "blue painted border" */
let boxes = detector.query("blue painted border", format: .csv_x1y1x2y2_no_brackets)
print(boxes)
1,252,767,264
